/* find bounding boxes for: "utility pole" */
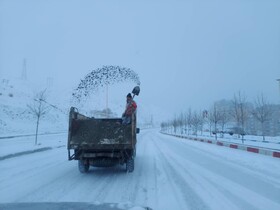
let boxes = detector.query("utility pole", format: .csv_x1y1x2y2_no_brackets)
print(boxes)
105,67,109,117
277,79,280,104
106,84,109,117
21,58,27,80
46,77,53,88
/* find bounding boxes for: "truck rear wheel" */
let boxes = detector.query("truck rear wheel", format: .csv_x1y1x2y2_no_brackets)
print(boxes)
78,160,89,173
126,158,134,173
133,148,136,158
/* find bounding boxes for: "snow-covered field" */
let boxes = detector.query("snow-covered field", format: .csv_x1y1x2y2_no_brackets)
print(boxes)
1,129,279,210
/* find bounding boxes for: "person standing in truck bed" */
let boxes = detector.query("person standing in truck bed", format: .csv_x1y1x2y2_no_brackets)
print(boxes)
122,93,137,124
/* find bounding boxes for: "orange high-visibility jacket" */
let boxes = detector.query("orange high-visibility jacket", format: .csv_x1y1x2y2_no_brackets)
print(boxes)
125,100,137,116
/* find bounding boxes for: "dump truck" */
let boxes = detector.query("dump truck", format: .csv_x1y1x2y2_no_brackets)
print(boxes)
67,107,139,173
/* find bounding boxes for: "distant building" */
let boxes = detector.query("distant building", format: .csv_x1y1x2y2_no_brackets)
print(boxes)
245,104,280,136
214,99,280,137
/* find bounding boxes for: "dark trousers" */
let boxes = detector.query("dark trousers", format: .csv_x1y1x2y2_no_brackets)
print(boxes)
122,116,131,125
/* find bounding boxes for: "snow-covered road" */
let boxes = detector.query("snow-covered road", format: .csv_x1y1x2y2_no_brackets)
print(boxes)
0,129,280,210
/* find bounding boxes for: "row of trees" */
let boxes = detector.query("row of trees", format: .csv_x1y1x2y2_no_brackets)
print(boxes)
161,92,274,142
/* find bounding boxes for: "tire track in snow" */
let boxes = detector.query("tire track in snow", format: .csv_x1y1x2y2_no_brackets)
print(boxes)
60,167,120,203
157,132,280,210
13,160,117,202
151,136,209,210
15,165,80,202
158,133,280,201
0,148,64,187
160,133,280,187
119,134,148,204
0,149,68,194
91,167,126,202
156,140,242,210
142,144,159,209
0,147,114,203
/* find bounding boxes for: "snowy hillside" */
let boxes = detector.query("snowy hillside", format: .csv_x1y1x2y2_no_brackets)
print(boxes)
0,77,68,136
0,77,167,136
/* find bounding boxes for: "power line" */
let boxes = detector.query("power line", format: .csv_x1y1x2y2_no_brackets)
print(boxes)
34,98,68,116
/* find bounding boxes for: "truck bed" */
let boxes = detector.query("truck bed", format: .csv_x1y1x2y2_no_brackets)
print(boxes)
68,118,135,150
67,107,137,172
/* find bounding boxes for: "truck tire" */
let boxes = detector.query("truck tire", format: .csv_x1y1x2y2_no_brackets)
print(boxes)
78,160,89,173
126,158,134,173
133,148,136,158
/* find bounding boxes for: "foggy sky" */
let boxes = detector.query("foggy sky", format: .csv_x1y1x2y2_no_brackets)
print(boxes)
1,0,280,112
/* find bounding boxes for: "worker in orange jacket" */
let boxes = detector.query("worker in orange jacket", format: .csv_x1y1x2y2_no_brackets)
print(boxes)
122,93,137,124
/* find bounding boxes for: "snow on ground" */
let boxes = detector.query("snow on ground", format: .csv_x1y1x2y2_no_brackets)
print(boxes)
0,77,68,136
0,129,279,210
0,132,66,157
165,131,280,150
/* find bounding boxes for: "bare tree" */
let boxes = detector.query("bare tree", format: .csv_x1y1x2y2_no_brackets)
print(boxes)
252,94,273,141
160,122,168,133
183,111,188,134
178,112,184,134
219,107,230,138
204,111,213,137
209,103,222,140
198,111,204,135
27,90,50,145
202,110,209,136
172,115,180,134
186,108,192,135
191,111,203,136
231,92,249,143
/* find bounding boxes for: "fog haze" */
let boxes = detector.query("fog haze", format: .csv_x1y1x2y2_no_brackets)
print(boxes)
1,0,279,112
